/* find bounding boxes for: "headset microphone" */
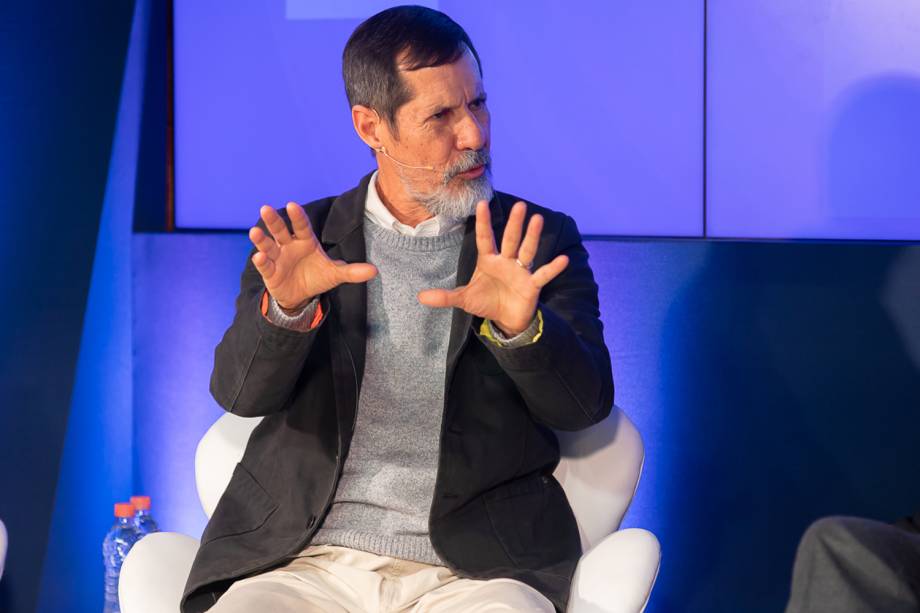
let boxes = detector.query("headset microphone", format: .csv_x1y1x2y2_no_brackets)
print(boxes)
377,146,438,171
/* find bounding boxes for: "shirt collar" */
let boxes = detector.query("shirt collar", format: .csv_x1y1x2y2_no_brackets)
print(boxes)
364,171,464,237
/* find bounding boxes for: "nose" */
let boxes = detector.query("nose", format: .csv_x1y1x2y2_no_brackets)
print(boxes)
455,109,487,152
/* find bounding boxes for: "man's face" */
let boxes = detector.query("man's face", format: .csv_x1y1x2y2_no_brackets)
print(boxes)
383,48,492,218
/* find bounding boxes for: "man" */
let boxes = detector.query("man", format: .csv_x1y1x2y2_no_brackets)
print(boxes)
785,513,920,612
182,6,613,612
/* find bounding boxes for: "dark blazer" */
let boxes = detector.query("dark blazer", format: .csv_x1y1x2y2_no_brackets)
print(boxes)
181,173,614,612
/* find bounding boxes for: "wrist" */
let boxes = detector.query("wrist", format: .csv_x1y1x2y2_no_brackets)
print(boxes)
277,296,315,315
494,322,526,337
482,309,543,348
493,313,534,338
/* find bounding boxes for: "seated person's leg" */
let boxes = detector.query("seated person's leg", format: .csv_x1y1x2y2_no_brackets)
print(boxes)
786,515,920,613
411,576,555,613
210,575,348,613
210,551,361,613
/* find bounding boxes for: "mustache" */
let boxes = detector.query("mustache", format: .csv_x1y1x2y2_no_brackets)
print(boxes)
443,150,491,181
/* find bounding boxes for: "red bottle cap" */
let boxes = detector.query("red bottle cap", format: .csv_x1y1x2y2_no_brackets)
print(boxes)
130,495,151,511
114,503,136,518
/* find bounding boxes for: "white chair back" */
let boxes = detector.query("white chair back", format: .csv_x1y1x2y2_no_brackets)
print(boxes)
195,407,644,551
0,517,7,581
554,409,644,551
195,414,262,518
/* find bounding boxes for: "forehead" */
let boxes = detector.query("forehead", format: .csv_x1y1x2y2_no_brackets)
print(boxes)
397,49,483,109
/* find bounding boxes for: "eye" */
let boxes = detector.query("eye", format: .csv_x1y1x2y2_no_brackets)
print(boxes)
430,109,447,121
470,96,487,110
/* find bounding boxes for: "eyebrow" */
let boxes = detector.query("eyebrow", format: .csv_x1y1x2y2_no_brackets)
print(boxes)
423,90,487,118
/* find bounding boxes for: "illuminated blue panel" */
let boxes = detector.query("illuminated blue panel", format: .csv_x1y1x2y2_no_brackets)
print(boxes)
174,1,703,236
173,2,364,229
132,234,247,538
707,1,920,240
286,0,438,20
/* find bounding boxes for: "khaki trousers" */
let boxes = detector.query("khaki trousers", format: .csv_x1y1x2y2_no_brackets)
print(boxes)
210,545,556,613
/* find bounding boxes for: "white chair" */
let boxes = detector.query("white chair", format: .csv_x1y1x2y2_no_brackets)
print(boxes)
0,518,7,581
120,407,660,612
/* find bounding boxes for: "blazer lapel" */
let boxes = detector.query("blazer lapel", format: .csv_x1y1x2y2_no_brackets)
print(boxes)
322,173,373,441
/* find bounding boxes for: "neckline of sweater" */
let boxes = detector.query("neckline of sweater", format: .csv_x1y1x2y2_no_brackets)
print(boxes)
363,218,467,252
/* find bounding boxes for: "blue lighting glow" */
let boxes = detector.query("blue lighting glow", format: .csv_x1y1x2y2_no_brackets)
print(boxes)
36,0,149,609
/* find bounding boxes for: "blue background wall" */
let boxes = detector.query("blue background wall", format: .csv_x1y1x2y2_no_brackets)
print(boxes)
1,1,919,612
0,1,135,611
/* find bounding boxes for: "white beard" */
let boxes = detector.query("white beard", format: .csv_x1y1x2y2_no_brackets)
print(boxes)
398,149,494,221
403,169,494,220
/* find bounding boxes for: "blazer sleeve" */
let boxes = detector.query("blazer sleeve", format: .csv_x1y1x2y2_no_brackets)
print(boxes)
209,225,328,418
475,214,614,431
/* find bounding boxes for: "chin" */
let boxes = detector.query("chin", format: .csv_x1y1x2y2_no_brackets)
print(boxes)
446,175,494,218
403,167,494,219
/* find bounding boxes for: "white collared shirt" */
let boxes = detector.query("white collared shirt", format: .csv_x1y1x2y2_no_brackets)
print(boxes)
364,171,465,237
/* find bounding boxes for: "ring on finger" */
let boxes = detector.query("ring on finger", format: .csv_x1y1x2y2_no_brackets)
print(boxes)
515,258,534,271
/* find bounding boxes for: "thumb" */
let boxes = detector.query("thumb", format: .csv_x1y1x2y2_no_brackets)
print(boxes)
417,288,462,309
334,261,378,284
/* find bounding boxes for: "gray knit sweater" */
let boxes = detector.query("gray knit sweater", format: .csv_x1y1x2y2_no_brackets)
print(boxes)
311,221,465,564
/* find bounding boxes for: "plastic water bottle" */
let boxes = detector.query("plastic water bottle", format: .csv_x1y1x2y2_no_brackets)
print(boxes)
103,503,140,613
130,495,160,536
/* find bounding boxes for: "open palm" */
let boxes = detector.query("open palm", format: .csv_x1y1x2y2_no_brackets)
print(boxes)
249,203,377,310
418,201,569,336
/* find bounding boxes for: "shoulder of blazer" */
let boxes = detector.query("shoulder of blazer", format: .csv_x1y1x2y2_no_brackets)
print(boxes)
494,190,572,238
300,197,337,234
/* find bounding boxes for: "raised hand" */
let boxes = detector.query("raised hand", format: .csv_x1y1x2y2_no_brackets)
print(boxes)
249,203,377,310
417,200,569,336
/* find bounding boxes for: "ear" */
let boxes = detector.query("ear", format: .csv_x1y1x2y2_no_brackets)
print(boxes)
352,105,385,151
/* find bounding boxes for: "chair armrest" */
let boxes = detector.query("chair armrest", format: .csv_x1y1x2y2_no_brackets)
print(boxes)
567,528,661,613
120,532,200,613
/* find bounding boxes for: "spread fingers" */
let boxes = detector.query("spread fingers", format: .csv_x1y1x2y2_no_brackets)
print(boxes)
260,205,293,244
249,226,280,260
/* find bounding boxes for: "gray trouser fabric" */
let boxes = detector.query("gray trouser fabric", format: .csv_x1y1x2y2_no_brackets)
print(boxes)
786,515,920,613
